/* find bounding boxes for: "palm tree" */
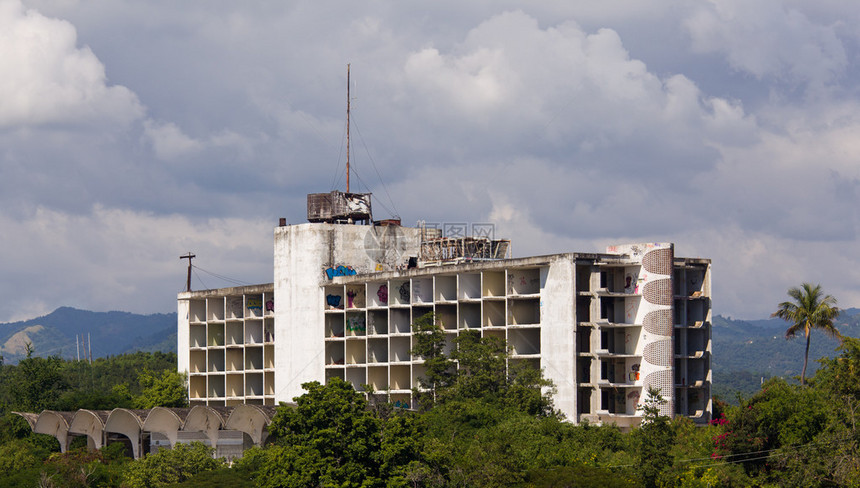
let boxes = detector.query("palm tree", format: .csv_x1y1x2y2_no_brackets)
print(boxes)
772,283,841,385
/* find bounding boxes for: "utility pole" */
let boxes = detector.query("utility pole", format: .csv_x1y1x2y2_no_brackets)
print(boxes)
180,252,196,292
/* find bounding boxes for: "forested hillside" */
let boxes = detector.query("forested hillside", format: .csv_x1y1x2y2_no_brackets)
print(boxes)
711,308,860,399
0,308,176,363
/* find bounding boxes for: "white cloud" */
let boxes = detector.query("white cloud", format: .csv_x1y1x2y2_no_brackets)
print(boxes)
143,120,203,160
0,205,273,321
684,0,847,90
0,0,143,128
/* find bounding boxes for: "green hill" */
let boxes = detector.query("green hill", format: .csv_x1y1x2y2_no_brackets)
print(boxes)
0,307,176,363
711,309,860,400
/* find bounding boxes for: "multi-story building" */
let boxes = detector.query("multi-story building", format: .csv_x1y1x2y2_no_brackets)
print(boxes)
177,192,712,427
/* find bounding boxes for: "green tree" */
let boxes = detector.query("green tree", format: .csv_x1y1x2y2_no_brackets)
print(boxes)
6,354,68,411
122,442,223,488
133,369,188,408
449,330,507,402
635,386,673,488
410,312,454,409
263,378,385,487
410,313,556,416
0,439,44,478
812,336,860,397
772,283,841,385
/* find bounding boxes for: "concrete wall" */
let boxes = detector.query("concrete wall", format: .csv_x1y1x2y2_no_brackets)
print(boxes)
538,256,577,420
177,298,190,375
273,223,422,403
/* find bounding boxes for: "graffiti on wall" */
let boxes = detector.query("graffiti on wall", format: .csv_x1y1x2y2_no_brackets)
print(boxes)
628,363,640,382
377,284,388,304
624,272,638,294
325,265,357,280
326,294,342,309
347,315,366,333
265,299,274,312
399,282,410,302
247,298,263,314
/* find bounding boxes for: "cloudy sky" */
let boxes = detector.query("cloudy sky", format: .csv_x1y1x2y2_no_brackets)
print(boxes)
2,0,860,322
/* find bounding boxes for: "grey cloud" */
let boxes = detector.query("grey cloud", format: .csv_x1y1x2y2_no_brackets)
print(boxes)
2,0,860,321
684,0,848,91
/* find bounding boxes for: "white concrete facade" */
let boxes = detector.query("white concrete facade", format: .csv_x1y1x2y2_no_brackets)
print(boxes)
178,222,712,427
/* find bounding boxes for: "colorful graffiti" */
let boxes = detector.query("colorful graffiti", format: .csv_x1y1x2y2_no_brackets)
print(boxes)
377,284,388,304
347,290,357,308
325,265,357,280
628,363,641,382
247,298,263,314
347,315,366,333
326,294,342,308
265,299,274,312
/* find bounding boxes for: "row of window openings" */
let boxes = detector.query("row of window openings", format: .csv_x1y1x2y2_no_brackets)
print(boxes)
188,295,275,322
325,302,539,337
575,267,708,296
575,297,708,325
189,323,274,348
575,383,708,416
325,270,543,310
189,349,273,373
189,373,273,398
575,358,707,385
325,329,541,365
575,329,708,355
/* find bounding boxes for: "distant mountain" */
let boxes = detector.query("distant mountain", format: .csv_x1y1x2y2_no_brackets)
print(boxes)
0,307,176,363
712,309,860,400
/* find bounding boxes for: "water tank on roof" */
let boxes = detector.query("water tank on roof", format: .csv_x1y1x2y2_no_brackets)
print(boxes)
307,191,373,224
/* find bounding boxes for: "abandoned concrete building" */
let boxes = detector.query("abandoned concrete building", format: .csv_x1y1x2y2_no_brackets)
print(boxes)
14,192,712,457
177,192,713,429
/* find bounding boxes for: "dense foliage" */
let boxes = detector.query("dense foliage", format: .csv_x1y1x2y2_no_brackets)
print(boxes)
3,313,860,486
0,350,185,487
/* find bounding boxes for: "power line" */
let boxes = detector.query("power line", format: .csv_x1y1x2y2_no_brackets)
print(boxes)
192,268,210,291
192,265,253,287
330,116,348,191
351,114,401,218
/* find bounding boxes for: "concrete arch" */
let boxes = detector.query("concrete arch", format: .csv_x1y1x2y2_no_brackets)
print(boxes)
69,410,109,451
183,406,228,448
104,409,147,459
224,405,277,446
11,412,39,431
142,407,187,449
33,411,74,453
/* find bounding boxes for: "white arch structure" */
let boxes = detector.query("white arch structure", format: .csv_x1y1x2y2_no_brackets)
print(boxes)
13,405,280,459
68,409,108,451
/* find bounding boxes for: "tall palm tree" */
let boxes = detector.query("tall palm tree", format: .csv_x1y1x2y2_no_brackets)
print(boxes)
772,283,841,385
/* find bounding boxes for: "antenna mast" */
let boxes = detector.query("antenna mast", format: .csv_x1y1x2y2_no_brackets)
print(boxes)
346,63,351,193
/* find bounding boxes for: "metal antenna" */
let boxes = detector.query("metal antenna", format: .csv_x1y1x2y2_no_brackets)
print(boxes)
346,63,351,193
180,252,196,292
